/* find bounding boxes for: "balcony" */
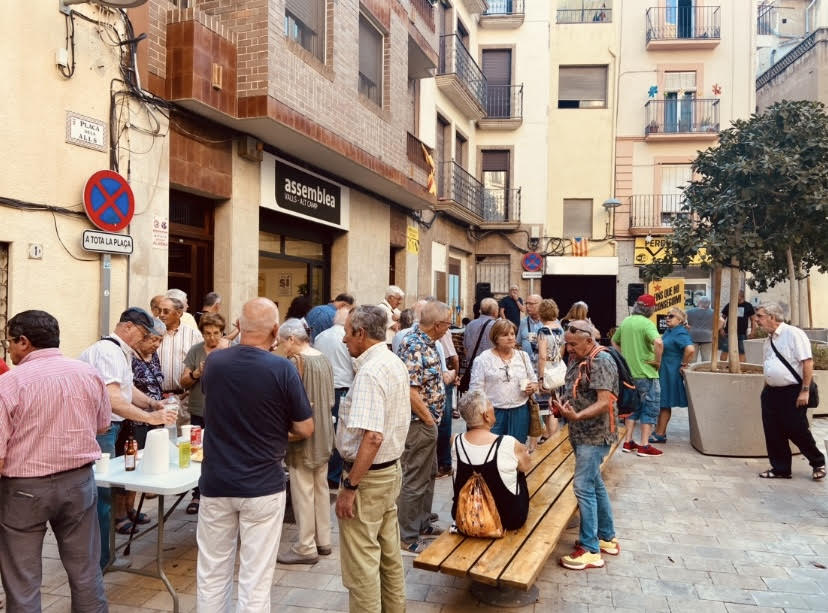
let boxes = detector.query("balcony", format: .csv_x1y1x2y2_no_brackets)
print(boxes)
644,98,720,142
556,5,612,24
646,5,720,50
435,161,521,228
436,34,488,120
480,0,525,29
462,0,489,14
477,84,523,130
629,194,688,234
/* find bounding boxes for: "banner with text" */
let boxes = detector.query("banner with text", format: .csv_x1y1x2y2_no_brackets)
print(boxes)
648,278,685,332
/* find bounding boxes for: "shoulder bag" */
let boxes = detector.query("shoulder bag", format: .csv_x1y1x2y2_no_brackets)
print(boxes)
769,338,819,408
458,319,493,395
539,327,567,390
519,350,544,437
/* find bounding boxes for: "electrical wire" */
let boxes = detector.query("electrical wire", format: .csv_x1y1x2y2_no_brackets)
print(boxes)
52,212,98,262
58,13,76,78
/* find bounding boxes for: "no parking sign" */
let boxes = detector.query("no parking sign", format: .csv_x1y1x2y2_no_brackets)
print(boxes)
83,170,135,232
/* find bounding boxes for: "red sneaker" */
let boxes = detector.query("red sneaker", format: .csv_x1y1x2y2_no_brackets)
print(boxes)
621,441,638,453
636,444,663,457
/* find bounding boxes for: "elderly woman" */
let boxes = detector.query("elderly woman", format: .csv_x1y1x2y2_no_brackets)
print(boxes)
469,319,538,444
277,318,335,565
181,313,228,514
652,307,695,443
537,298,565,443
452,390,530,531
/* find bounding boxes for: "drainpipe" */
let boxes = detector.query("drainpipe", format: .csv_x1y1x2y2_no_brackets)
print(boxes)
806,0,817,33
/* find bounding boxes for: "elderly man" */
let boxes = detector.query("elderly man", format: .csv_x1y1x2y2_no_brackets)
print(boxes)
755,302,825,480
396,300,450,554
307,293,356,342
499,285,525,328
166,288,199,330
314,306,355,489
518,294,544,362
195,291,222,326
0,310,111,612
150,294,165,318
378,285,405,346
612,294,664,457
336,306,411,613
158,296,203,422
197,298,314,612
720,289,757,362
557,320,620,570
463,297,498,362
686,296,715,362
79,307,175,568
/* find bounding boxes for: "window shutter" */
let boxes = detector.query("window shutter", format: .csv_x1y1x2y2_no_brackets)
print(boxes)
481,150,510,171
664,71,696,91
558,66,607,102
359,15,382,86
476,256,510,294
563,199,594,237
286,0,318,33
481,49,511,85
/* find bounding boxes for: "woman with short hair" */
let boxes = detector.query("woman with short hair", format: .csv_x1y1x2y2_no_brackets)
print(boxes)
652,306,695,443
469,319,538,444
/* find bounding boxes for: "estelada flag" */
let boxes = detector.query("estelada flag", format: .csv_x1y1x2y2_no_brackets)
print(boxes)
572,237,589,256
421,143,437,196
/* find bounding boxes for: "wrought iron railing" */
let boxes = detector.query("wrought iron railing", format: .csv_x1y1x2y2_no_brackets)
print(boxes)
438,34,487,111
630,194,688,228
484,0,525,16
406,132,434,175
485,84,523,119
646,5,720,42
644,98,719,135
411,0,436,30
556,7,612,23
483,187,521,223
757,3,776,35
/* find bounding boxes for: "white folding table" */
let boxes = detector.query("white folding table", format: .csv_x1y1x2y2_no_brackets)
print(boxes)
95,456,200,613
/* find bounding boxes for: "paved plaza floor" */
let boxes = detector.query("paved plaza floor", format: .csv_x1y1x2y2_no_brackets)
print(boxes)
2,410,827,612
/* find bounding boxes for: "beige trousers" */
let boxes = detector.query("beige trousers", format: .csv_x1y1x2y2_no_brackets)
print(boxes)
339,462,406,613
288,462,332,556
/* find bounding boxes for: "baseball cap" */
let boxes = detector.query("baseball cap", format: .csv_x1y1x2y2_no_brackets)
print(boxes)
637,294,656,307
149,317,167,337
119,307,155,334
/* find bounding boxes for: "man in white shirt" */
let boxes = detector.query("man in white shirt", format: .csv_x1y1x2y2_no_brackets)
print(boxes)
755,302,825,480
378,285,405,346
166,288,199,330
314,306,355,489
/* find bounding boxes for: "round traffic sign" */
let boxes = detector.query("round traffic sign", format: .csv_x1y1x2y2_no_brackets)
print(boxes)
83,170,135,232
522,252,543,272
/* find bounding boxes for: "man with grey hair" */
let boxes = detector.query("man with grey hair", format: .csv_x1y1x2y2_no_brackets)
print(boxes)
755,302,825,480
686,296,715,362
378,285,405,346
195,291,222,326
396,300,450,554
337,305,410,612
499,284,525,328
463,297,498,362
518,294,544,362
157,296,203,424
197,298,314,611
166,288,198,330
612,294,664,456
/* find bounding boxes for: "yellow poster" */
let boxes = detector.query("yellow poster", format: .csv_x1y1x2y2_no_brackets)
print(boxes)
634,237,708,266
406,226,420,254
648,278,685,330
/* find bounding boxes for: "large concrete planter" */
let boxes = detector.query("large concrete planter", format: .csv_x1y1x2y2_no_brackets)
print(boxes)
804,328,828,342
744,338,764,365
684,363,814,457
814,369,828,417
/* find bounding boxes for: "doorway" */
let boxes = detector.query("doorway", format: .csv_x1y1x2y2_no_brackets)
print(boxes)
540,274,617,342
168,190,214,310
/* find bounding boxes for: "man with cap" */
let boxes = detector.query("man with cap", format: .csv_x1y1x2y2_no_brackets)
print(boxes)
79,307,176,568
611,295,664,457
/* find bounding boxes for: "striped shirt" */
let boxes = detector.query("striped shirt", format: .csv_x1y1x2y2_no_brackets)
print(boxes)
78,332,135,422
335,342,410,463
0,348,110,477
159,325,203,392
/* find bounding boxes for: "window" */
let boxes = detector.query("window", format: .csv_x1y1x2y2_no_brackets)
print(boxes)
476,255,510,295
482,49,512,118
285,0,325,61
563,198,593,237
660,164,692,225
455,131,467,168
664,71,696,132
558,66,607,108
482,150,511,221
359,14,383,107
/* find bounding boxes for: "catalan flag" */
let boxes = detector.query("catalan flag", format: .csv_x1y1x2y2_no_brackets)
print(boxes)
421,143,437,196
572,237,589,257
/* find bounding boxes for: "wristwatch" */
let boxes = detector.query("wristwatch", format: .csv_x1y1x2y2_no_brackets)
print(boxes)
802,387,810,392
343,477,359,491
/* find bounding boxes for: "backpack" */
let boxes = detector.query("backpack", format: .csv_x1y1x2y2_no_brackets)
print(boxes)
455,471,503,538
580,345,640,420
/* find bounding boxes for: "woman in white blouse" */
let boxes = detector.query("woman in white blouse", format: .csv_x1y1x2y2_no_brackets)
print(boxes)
469,319,538,444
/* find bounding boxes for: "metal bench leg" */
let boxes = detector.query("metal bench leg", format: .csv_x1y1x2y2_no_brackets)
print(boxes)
470,582,539,608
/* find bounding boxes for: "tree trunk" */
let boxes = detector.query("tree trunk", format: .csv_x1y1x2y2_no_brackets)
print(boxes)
728,264,741,374
787,248,799,326
710,267,722,372
799,275,810,328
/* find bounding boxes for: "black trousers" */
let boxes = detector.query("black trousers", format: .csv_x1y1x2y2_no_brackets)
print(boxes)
761,384,825,475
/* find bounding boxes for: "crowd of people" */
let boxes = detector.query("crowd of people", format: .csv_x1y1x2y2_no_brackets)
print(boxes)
0,284,823,612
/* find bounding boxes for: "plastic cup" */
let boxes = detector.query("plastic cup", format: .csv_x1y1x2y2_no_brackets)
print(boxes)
181,425,192,441
520,378,530,391
96,453,110,474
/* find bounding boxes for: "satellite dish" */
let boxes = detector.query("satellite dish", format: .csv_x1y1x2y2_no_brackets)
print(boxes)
60,0,148,14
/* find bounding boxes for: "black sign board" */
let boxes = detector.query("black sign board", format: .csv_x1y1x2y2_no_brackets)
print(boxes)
275,161,341,225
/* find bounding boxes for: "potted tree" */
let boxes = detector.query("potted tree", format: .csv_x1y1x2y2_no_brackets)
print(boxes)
644,100,828,456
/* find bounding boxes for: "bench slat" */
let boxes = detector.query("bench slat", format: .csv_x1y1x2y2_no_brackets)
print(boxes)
411,532,464,572
525,436,573,496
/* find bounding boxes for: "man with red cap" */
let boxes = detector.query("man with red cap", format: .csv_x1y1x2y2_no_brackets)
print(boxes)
611,294,664,456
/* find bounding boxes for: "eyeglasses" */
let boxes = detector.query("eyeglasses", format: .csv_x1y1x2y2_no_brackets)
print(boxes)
567,325,592,336
666,314,679,320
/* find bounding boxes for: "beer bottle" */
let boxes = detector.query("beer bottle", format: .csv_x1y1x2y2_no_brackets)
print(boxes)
125,435,137,471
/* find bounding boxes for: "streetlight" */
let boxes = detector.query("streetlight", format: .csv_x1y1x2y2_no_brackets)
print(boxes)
602,197,621,238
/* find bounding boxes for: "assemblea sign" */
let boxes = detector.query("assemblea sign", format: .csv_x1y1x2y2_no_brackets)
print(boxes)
275,160,341,225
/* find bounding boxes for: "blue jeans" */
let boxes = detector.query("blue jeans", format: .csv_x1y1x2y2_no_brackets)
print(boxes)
628,378,660,425
492,403,530,445
437,384,455,469
572,444,615,553
95,421,121,569
328,388,348,486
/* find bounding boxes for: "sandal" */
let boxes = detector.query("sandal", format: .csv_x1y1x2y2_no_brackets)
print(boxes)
649,434,667,444
127,509,150,525
186,499,200,515
114,517,137,535
758,469,792,479
538,436,549,445
814,466,826,481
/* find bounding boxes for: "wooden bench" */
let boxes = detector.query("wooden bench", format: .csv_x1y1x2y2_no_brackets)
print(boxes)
413,424,626,596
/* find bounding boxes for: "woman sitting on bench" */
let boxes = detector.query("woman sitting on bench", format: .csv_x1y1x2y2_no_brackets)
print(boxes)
452,390,531,530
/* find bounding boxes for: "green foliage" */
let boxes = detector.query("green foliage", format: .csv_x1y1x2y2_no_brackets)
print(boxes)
813,342,828,371
642,100,828,287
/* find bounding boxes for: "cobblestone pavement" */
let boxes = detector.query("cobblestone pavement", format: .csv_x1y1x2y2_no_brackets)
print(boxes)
2,411,826,612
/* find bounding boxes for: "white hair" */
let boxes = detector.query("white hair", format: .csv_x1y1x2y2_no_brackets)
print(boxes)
386,285,404,299
758,302,786,323
165,289,188,304
278,318,310,342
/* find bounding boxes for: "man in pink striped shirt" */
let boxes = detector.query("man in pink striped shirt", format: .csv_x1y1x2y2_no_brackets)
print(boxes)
0,310,111,612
